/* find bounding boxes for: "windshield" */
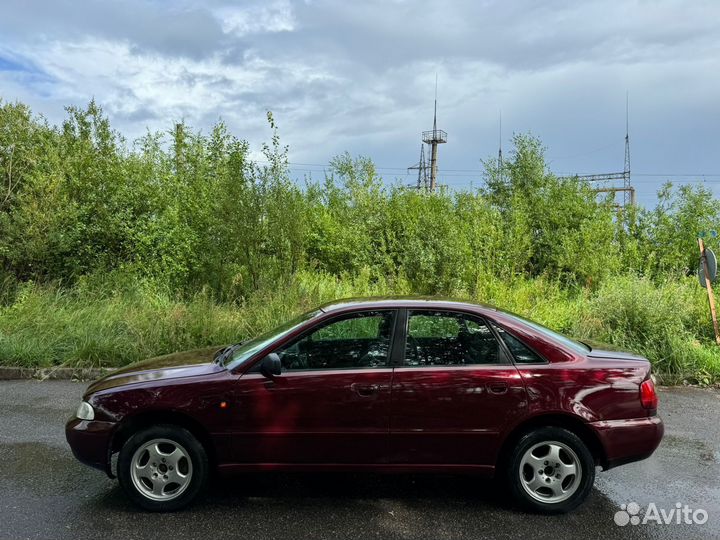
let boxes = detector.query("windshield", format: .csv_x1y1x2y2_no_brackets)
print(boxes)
504,313,590,354
225,309,322,371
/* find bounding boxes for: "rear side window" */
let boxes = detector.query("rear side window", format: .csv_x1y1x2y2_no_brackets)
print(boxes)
404,311,502,366
491,323,546,364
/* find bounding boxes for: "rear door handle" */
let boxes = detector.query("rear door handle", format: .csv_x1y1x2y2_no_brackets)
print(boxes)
487,382,508,395
351,383,379,396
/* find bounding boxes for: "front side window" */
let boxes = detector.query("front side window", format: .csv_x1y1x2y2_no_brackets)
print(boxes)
404,311,502,366
226,309,322,370
276,311,394,370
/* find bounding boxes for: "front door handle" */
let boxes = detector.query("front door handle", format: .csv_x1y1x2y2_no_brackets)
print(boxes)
487,382,508,395
351,383,379,396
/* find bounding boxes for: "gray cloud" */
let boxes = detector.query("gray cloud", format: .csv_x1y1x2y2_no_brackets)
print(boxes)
1,0,228,59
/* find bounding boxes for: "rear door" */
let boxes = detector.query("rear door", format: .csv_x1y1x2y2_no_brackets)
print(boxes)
231,309,397,465
389,309,527,467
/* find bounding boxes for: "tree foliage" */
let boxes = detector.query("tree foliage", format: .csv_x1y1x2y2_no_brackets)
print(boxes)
2,100,718,299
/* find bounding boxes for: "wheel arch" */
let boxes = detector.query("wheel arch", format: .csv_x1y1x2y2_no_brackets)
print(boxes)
496,413,607,471
111,410,217,475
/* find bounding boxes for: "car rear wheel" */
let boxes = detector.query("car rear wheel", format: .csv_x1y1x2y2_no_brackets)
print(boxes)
506,426,595,514
118,425,208,511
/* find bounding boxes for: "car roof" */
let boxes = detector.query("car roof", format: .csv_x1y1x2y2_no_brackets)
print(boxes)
318,296,498,315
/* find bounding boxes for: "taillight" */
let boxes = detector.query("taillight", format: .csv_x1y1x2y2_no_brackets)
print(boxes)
640,379,658,409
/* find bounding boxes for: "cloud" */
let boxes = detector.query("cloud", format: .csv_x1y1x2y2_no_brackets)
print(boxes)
214,1,296,36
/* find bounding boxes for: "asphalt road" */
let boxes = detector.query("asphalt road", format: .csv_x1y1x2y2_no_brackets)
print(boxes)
0,381,718,540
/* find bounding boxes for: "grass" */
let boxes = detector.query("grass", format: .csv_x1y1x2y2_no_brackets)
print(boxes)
1,271,719,383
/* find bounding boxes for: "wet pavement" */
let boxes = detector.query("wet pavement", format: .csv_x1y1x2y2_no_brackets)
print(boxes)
0,381,718,540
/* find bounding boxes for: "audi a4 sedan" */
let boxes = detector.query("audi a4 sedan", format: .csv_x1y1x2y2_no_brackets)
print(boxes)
66,298,663,513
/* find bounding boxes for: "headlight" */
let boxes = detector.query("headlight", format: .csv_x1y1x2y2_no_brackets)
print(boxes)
76,401,95,421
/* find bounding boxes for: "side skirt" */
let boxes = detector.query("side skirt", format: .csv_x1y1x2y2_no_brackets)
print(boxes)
217,463,495,475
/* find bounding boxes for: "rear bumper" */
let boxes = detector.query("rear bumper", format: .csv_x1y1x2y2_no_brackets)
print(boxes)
589,415,664,470
65,417,117,476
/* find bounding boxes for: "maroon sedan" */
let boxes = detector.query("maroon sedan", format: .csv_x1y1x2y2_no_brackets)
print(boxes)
66,298,663,513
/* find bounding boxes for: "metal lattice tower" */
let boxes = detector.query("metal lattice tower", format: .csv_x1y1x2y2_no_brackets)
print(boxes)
407,144,430,191
623,95,635,206
558,96,635,208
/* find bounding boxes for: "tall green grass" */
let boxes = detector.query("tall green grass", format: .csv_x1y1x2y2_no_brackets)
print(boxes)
572,276,720,383
1,272,718,383
0,270,404,368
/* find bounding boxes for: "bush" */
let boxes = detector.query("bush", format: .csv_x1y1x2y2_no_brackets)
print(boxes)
573,275,719,380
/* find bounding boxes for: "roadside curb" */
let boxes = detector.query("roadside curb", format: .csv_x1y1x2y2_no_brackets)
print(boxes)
0,366,115,381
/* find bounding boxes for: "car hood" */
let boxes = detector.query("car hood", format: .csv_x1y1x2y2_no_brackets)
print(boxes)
85,346,226,395
582,339,647,361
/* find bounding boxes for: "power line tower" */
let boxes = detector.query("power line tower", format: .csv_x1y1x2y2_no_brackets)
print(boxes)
623,95,635,206
557,97,635,208
407,143,430,191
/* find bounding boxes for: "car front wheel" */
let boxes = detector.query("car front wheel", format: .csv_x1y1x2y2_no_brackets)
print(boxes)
506,426,595,514
117,424,208,511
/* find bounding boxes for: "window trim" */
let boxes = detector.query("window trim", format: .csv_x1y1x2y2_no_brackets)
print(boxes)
254,309,399,373
397,308,511,368
488,320,550,366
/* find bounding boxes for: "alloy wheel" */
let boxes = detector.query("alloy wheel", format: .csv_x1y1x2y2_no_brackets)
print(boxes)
518,440,582,504
129,438,193,501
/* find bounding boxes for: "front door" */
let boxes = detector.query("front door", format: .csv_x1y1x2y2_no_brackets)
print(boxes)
231,310,397,465
389,309,527,467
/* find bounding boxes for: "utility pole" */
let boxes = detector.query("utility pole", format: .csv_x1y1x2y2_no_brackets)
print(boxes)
498,109,503,166
497,109,504,180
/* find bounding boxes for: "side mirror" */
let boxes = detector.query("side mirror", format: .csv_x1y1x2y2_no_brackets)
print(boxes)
260,353,282,378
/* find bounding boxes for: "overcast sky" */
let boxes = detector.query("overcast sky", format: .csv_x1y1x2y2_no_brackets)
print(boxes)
1,0,719,206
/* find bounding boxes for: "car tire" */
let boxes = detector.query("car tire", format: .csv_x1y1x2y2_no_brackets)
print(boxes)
505,426,595,514
117,424,208,512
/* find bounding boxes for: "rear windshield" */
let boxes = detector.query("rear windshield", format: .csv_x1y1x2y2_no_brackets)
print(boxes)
503,314,590,354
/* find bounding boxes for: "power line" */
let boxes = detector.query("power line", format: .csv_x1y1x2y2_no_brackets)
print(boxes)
271,161,720,178
273,161,720,179
285,167,720,181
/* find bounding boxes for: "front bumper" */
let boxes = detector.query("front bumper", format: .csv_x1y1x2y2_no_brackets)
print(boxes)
590,415,664,470
65,417,117,476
